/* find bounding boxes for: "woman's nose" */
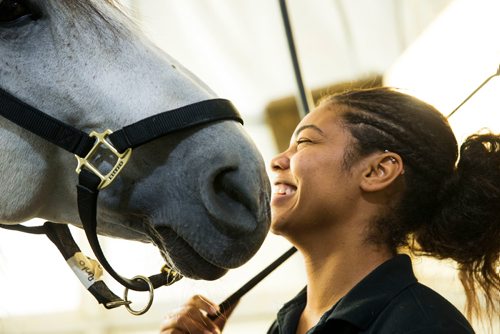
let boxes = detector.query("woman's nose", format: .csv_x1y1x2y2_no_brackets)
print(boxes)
270,151,290,171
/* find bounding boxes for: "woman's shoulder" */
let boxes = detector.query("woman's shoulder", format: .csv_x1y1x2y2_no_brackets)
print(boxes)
368,282,475,333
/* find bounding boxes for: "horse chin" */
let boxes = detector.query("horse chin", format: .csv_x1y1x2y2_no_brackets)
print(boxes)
154,225,228,280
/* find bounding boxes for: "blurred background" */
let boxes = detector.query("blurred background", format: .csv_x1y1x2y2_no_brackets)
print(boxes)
1,0,499,333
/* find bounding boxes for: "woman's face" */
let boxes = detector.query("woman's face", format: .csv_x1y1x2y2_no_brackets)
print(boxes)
270,105,365,238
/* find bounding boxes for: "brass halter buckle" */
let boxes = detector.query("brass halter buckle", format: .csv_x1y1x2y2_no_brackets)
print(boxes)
75,129,132,190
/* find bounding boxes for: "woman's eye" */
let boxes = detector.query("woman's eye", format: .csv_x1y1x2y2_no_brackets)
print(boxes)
296,138,311,147
0,0,39,26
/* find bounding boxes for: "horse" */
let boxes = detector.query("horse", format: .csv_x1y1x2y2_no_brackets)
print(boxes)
0,0,271,305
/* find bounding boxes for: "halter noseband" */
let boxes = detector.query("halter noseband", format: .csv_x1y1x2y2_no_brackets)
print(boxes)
0,87,243,314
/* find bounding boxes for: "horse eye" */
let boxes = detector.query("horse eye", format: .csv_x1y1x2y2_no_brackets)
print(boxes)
0,0,40,26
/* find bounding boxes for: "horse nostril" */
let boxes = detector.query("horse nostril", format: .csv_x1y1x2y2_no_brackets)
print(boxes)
214,168,237,197
204,167,259,236
214,167,254,212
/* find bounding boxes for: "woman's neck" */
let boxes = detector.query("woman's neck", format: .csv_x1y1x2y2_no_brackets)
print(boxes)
295,239,393,334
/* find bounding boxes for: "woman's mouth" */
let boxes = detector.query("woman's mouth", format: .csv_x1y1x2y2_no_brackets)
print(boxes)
274,183,297,196
272,183,297,207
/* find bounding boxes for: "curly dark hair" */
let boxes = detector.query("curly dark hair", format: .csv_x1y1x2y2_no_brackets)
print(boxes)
321,87,500,323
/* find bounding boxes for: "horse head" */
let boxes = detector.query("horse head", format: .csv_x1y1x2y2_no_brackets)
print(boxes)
0,0,270,281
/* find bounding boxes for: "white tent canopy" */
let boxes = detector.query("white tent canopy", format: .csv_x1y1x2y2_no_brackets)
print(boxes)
386,0,500,143
128,0,452,121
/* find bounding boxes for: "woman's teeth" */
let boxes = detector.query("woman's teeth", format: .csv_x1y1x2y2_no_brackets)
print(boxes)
275,184,296,195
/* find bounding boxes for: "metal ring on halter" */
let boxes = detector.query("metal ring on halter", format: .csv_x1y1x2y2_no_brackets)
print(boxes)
123,275,154,315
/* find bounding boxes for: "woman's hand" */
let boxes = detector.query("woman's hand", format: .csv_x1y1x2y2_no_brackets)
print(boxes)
160,295,235,334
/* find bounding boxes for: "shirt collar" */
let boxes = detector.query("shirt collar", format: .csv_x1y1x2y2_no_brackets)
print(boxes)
274,254,418,333
326,254,417,329
275,287,308,333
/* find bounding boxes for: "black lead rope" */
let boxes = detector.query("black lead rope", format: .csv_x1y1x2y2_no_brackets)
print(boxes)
209,246,297,320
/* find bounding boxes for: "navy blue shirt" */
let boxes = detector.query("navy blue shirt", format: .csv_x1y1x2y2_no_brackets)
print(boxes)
267,255,474,333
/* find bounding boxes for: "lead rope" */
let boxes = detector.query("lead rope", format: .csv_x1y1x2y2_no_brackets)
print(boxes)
0,222,129,309
208,246,297,320
0,221,183,315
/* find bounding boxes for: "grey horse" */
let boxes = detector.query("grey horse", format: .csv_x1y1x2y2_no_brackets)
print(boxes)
0,0,270,282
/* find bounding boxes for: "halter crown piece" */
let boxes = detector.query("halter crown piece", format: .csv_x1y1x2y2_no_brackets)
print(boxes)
0,87,243,315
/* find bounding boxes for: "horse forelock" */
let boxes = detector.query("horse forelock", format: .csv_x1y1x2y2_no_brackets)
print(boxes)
49,0,135,37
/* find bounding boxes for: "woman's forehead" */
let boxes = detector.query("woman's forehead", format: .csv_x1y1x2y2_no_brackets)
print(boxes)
295,106,344,134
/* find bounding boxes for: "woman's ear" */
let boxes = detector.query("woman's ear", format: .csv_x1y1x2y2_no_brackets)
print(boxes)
360,152,404,192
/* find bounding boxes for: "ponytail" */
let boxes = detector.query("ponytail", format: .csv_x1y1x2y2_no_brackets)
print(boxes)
416,133,500,321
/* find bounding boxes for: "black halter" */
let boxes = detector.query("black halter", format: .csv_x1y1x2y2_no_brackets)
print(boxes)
0,87,243,314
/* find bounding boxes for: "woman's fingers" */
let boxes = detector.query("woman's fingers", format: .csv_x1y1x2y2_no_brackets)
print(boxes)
211,300,240,329
188,295,220,316
159,326,185,334
160,295,221,334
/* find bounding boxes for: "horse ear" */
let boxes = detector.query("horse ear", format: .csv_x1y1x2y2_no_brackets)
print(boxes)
360,153,404,192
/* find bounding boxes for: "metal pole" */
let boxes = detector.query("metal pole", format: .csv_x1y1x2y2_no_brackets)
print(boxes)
279,0,314,116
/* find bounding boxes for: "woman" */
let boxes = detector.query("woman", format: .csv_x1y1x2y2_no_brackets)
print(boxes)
160,88,499,334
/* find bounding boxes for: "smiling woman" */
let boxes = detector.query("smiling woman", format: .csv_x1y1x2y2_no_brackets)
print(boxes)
163,87,500,334
270,111,360,238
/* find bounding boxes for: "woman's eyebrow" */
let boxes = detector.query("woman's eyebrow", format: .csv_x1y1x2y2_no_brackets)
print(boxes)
294,124,325,137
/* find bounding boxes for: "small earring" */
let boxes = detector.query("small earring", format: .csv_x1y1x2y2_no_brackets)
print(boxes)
385,150,404,174
384,151,397,164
